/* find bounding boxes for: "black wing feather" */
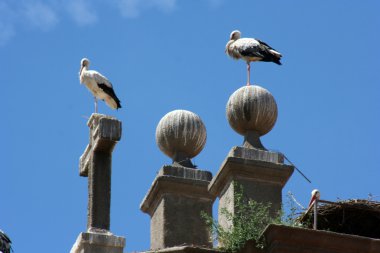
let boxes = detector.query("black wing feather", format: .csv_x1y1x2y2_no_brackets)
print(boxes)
97,83,122,109
256,39,278,52
240,44,265,58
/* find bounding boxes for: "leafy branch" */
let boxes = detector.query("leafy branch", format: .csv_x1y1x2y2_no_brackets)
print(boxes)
201,185,304,252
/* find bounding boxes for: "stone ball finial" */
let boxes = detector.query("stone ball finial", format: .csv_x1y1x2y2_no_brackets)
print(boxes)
226,85,278,149
156,110,207,167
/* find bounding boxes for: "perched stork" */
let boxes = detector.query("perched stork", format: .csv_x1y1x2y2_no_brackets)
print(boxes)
225,30,282,85
0,229,12,253
308,189,321,207
79,58,122,112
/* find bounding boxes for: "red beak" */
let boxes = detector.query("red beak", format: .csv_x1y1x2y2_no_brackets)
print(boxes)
308,194,317,207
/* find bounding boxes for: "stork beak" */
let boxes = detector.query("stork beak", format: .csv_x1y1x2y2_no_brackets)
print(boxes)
308,194,316,207
79,65,84,76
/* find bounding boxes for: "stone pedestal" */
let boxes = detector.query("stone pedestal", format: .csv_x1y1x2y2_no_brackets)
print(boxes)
140,165,214,250
208,146,294,230
70,232,125,253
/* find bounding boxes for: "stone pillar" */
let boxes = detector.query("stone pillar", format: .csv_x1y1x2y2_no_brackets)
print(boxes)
209,147,293,229
141,110,214,250
141,165,213,250
208,85,294,230
71,113,125,253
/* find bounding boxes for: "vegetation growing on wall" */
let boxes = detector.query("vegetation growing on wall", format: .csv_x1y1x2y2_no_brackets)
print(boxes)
201,185,304,253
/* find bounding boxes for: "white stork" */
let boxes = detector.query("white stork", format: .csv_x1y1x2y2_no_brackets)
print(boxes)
225,30,282,85
308,189,321,207
79,58,122,112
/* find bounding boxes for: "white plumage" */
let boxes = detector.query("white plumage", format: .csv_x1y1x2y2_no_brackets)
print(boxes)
225,30,282,85
79,58,121,112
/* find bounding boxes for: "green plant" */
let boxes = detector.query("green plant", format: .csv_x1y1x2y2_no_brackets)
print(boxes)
201,185,304,252
201,184,277,252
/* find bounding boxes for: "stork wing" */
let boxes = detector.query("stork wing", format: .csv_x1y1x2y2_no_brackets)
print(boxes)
235,38,267,58
86,70,113,88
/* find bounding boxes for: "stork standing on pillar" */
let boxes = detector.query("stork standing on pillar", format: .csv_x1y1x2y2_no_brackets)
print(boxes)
79,58,122,113
225,30,282,85
308,189,321,207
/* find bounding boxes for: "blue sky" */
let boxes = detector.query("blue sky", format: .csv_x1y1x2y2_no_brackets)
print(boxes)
1,0,380,252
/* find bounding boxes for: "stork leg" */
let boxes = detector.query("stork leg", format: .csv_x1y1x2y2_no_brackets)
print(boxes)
94,97,98,113
247,62,251,86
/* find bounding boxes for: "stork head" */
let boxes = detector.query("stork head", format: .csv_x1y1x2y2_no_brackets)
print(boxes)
81,58,90,67
308,189,320,207
79,58,90,76
229,30,241,41
311,189,320,199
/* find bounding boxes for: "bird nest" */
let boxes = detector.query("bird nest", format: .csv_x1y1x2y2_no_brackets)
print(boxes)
299,199,380,239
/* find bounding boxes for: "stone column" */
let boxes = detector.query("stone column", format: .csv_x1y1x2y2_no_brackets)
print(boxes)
71,113,125,253
208,85,294,230
141,110,214,250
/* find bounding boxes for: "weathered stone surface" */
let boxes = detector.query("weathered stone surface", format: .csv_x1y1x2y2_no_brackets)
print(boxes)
88,151,111,230
209,149,293,197
80,113,122,176
209,148,294,230
156,110,207,165
70,232,125,253
79,113,122,231
228,146,284,164
158,165,213,181
226,85,277,137
141,165,214,250
263,224,380,253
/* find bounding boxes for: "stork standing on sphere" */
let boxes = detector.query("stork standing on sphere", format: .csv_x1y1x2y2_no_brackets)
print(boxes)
79,58,122,113
308,189,321,207
225,30,282,85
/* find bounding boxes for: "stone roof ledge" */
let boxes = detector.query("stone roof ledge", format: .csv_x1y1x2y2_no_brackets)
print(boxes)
263,224,380,253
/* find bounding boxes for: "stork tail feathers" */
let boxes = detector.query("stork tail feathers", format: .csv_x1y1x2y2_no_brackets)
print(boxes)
273,58,282,65
105,97,121,110
268,50,282,65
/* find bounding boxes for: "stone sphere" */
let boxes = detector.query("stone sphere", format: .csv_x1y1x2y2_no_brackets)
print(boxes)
156,110,207,159
226,85,278,136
